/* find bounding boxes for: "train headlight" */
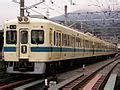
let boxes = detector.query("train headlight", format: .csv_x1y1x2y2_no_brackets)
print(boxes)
24,16,28,22
18,17,23,22
17,16,30,24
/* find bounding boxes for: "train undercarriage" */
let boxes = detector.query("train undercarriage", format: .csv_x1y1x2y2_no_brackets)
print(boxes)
5,53,116,74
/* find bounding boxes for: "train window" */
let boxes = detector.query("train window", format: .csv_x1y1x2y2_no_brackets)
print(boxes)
62,33,64,46
54,31,59,46
68,35,70,46
76,37,78,47
64,34,67,46
66,34,68,46
31,30,44,44
78,38,80,47
6,30,17,44
71,36,73,47
54,31,55,45
21,31,28,44
72,36,75,47
59,33,61,46
56,32,59,46
49,30,52,44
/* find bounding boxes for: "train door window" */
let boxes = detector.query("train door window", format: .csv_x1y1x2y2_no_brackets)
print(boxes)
63,34,66,46
31,30,44,44
72,37,75,47
21,31,28,44
54,31,55,45
85,40,87,48
77,38,79,47
56,32,58,46
84,40,86,48
66,34,68,46
71,36,72,47
68,35,70,46
54,31,59,46
78,38,80,47
80,38,82,48
83,40,84,48
76,37,77,47
71,37,74,47
49,29,52,44
59,33,61,46
81,39,83,48
70,36,72,47
69,36,71,47
67,35,69,46
6,30,17,44
88,41,89,48
62,33,64,46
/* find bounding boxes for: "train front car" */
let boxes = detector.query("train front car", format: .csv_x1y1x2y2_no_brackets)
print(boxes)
3,16,118,74
3,17,49,74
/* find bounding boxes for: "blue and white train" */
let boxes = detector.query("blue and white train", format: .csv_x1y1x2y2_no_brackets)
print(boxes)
3,16,118,74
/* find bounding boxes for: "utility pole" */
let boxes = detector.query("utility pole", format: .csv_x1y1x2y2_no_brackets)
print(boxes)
20,0,25,17
70,0,72,5
64,5,67,26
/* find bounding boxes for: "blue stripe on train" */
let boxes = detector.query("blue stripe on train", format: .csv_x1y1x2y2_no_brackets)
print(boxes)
3,46,113,52
31,47,84,52
4,47,16,52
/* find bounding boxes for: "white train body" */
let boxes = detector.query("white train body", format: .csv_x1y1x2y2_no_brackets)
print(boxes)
3,17,118,74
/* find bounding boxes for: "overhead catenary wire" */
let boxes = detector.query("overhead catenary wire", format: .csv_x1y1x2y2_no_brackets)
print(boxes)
42,3,64,15
12,0,47,17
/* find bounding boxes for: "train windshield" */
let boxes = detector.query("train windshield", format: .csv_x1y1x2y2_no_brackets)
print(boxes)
31,30,44,44
6,30,17,44
21,30,28,44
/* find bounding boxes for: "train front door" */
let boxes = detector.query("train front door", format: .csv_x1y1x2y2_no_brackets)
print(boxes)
19,28,29,59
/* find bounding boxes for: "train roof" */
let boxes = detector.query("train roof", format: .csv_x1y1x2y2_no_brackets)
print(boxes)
4,17,90,36
4,17,116,46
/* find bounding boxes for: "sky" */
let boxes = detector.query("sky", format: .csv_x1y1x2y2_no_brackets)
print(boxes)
0,0,119,29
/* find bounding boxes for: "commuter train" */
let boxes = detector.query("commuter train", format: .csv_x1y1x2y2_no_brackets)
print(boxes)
3,16,118,74
0,30,3,59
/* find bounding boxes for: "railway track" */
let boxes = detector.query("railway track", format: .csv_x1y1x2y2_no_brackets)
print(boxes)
0,56,119,90
48,55,120,90
0,74,39,90
0,73,56,90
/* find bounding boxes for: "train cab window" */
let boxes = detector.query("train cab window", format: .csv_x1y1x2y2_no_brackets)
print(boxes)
31,30,44,44
6,30,17,44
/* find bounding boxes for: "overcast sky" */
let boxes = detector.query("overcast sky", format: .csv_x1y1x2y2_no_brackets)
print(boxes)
0,0,119,29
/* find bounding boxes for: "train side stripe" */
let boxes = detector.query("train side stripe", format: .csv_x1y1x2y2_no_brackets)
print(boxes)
31,47,113,52
3,46,114,52
4,47,16,52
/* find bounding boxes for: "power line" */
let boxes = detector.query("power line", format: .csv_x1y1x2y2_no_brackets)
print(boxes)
42,3,64,15
12,0,46,17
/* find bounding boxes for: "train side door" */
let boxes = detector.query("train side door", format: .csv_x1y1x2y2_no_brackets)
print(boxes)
19,28,29,59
